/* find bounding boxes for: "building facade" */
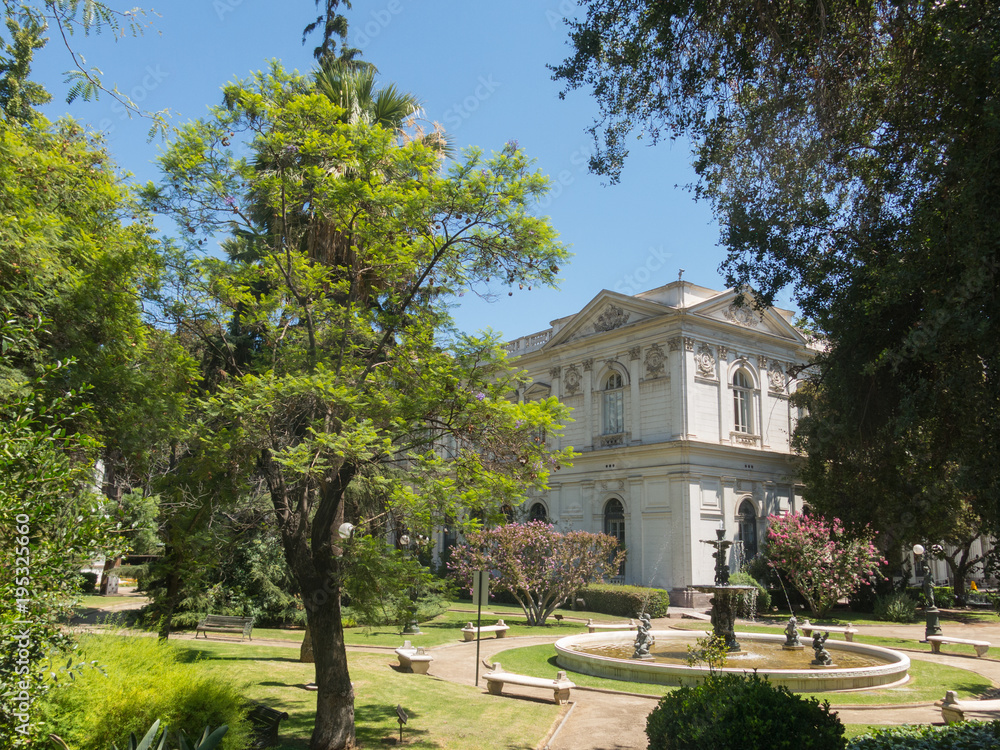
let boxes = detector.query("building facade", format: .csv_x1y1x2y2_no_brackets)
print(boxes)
503,281,821,605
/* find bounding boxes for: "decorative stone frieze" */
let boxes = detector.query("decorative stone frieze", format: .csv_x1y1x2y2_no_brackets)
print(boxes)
564,365,582,395
724,303,759,327
644,344,666,378
768,364,786,393
594,304,630,332
695,344,717,379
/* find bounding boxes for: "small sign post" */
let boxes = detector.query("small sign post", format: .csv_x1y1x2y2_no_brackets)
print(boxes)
472,569,489,686
395,704,408,743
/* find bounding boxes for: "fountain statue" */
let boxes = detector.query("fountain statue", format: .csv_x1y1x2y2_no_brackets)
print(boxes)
691,526,756,652
783,616,804,650
810,631,835,667
632,612,654,660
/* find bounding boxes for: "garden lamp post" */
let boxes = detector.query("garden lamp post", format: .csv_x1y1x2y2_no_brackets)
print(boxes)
912,543,942,641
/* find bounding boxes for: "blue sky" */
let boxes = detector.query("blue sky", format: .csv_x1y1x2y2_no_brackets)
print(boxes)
31,1,793,339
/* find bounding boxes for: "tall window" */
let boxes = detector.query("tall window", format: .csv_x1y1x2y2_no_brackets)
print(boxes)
733,369,754,433
529,502,548,523
602,372,624,435
604,498,626,578
738,500,758,560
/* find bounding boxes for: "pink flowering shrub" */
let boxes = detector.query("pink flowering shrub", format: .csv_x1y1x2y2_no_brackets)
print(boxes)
767,512,885,618
449,521,625,625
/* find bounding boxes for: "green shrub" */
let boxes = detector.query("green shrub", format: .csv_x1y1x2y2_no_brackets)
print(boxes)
78,571,99,594
846,720,1000,749
578,584,669,618
873,592,917,623
729,571,770,618
645,673,845,750
906,585,956,609
38,633,252,750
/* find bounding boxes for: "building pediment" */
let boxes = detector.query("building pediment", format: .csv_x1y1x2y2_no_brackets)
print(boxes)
686,290,809,345
545,291,672,348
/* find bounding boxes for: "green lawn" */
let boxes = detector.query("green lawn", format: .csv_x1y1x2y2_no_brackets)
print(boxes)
173,640,560,749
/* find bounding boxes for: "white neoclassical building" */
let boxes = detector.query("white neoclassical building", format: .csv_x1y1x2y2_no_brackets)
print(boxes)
502,280,821,606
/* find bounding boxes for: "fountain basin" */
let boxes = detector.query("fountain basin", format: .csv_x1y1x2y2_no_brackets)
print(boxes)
554,631,910,692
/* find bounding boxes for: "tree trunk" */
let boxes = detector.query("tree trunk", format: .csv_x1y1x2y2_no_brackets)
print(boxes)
157,564,182,640
99,555,121,595
300,622,315,663
304,581,355,750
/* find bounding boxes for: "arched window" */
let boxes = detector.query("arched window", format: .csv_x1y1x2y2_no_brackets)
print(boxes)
733,369,754,434
602,371,625,435
603,498,626,579
738,500,758,561
528,502,548,523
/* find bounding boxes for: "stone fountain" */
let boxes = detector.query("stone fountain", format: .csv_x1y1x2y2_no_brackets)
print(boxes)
690,526,757,652
552,524,911,691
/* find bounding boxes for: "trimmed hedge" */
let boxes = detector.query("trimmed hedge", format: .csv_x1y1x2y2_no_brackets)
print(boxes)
577,584,669,618
646,672,844,750
847,721,1000,749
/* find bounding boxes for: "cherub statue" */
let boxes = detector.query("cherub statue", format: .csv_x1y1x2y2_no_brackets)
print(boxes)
783,616,802,648
811,631,833,666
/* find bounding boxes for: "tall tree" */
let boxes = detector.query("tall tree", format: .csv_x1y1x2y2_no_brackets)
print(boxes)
145,64,573,750
554,1,1000,534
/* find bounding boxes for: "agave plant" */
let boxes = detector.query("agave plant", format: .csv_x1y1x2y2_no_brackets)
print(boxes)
111,720,228,750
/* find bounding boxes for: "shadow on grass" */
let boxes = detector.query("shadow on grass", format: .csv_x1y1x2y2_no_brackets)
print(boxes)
172,646,302,664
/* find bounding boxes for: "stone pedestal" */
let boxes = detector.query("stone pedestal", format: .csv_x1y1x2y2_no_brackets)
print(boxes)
924,607,943,640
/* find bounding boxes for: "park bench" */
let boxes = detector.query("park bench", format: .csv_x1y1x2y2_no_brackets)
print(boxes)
247,701,289,749
482,661,575,705
927,635,991,658
461,619,509,641
395,640,433,674
939,690,1000,723
798,620,858,642
195,614,254,641
586,618,637,633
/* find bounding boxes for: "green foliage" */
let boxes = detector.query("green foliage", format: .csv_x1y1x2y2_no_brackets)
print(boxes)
146,61,573,743
645,673,845,750
555,0,1000,559
728,571,769,618
341,535,452,628
684,634,728,672
78,572,100,595
846,721,1000,750
38,633,251,750
578,584,670,619
906,586,956,609
873,592,918,623
111,719,229,750
1,2,169,132
0,338,116,747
